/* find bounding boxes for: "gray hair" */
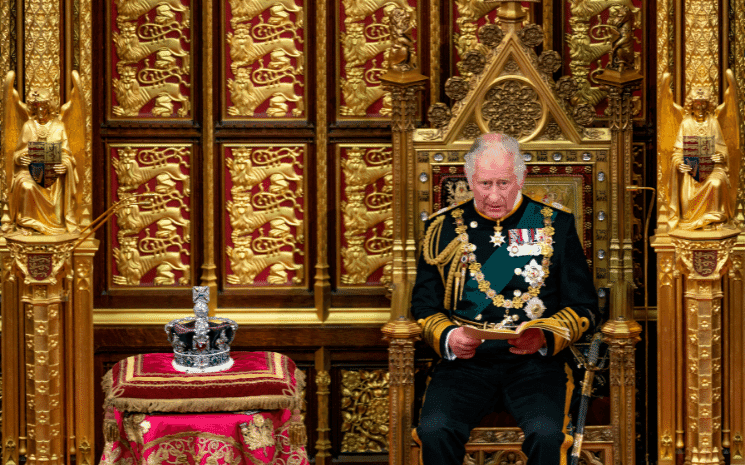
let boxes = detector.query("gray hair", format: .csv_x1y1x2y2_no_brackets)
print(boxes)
464,133,526,183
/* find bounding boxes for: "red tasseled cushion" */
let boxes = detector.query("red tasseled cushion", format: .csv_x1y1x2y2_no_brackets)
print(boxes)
103,351,304,413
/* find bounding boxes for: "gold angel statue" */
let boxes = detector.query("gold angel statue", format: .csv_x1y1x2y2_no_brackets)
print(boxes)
2,71,86,235
659,70,741,231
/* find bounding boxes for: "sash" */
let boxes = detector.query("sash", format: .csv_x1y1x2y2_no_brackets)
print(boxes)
456,203,556,320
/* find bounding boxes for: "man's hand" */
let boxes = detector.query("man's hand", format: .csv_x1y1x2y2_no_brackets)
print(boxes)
712,153,725,163
19,154,31,166
508,327,546,355
53,163,67,174
449,327,482,359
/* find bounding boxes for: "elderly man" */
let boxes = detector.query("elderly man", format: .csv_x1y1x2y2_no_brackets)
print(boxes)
412,133,598,465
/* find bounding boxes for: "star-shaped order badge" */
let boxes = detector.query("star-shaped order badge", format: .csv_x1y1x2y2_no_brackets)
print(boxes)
490,225,505,247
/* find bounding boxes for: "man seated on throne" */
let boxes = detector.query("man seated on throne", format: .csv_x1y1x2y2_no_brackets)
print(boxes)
8,87,79,235
411,133,598,465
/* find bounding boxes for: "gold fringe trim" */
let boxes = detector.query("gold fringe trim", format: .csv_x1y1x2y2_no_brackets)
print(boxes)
107,394,299,414
101,366,306,413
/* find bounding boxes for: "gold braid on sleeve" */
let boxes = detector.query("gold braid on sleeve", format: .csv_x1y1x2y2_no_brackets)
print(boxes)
422,215,462,310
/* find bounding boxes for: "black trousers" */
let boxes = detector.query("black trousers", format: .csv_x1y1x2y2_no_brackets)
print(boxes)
416,354,574,465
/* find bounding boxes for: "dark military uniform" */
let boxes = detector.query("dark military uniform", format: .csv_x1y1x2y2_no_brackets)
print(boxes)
411,195,598,465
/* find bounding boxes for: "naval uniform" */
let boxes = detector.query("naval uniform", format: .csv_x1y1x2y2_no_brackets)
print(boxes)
411,195,598,465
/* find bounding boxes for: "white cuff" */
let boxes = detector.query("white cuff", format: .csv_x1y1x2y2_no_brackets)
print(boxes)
443,330,457,360
538,346,548,356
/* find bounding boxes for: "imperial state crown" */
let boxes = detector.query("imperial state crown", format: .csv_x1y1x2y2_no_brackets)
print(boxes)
165,286,238,373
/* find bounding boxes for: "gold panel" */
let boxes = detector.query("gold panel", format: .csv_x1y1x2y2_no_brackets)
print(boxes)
223,144,306,287
25,0,61,106
684,0,718,102
108,144,192,287
223,0,306,119
109,0,192,119
338,0,418,119
340,369,389,453
337,145,393,287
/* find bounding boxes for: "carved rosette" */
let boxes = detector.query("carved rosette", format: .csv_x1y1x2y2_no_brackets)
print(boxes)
225,0,305,118
110,144,192,287
339,146,393,286
340,369,390,453
339,0,417,118
224,145,305,287
480,80,544,140
110,0,192,118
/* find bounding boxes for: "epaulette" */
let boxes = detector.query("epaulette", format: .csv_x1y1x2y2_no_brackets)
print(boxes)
427,198,471,220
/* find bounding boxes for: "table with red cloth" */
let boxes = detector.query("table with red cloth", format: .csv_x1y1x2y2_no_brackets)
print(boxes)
99,351,309,465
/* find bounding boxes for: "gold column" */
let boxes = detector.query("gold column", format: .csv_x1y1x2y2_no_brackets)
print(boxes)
595,68,643,465
314,348,331,465
2,233,79,465
729,240,745,464
380,66,426,465
314,0,330,320
200,0,217,313
671,229,739,465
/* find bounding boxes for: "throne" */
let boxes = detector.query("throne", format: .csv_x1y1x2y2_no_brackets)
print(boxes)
382,4,640,465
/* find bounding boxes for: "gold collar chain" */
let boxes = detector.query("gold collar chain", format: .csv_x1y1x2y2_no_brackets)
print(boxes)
451,206,555,324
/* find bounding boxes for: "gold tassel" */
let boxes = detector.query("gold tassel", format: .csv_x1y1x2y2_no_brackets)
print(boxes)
288,409,307,446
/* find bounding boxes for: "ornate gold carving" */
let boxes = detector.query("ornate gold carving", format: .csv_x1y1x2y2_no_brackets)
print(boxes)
453,0,499,75
566,0,641,109
388,7,415,73
340,0,415,117
25,0,61,106
480,80,544,139
111,1,191,118
517,23,544,48
460,50,487,76
340,369,389,453
427,103,452,129
226,0,305,119
607,6,635,72
445,76,470,101
459,122,482,140
4,439,16,465
111,145,191,287
226,146,304,286
340,146,392,285
78,438,92,465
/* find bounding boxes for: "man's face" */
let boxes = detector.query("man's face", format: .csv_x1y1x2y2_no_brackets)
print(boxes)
470,150,524,220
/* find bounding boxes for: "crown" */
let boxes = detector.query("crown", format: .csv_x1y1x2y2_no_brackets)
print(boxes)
165,287,238,373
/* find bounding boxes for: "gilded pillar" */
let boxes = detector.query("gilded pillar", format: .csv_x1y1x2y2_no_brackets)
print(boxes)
380,18,426,464
314,348,331,465
595,68,643,465
671,229,739,465
200,0,217,313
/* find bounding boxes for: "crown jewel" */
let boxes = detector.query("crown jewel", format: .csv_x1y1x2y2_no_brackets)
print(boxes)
165,287,238,373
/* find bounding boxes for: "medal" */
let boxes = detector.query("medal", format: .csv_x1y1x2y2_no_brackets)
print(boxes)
489,221,505,247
